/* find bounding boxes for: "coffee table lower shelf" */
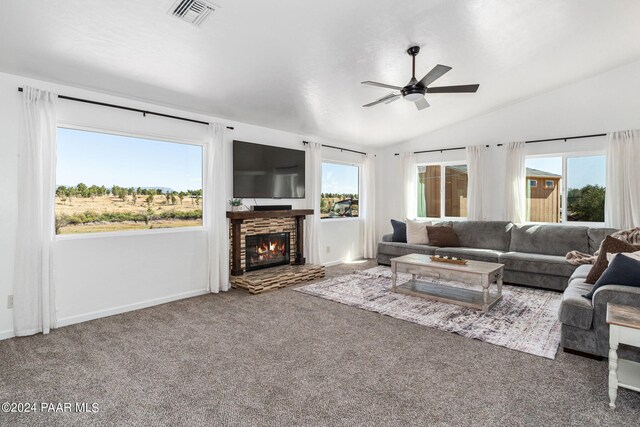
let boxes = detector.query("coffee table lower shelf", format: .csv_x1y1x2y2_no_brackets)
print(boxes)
394,280,503,312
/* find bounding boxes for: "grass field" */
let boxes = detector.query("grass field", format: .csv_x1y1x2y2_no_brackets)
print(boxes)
56,194,202,234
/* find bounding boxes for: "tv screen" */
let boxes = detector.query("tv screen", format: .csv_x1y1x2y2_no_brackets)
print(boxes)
233,141,306,199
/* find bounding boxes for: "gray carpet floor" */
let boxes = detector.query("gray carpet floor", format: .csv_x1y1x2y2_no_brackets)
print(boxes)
1,260,639,426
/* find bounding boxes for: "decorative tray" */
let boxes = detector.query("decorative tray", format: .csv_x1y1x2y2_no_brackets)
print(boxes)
429,255,468,265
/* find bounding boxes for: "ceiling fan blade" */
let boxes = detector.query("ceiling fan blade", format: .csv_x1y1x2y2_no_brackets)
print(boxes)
384,94,402,104
418,64,452,88
361,81,403,91
415,97,430,110
363,92,400,107
427,84,480,93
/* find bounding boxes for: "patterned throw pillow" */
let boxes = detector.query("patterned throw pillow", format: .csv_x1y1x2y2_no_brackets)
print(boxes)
585,236,639,284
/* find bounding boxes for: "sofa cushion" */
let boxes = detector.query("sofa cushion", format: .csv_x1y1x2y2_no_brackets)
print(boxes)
452,221,514,251
559,278,594,330
390,219,407,243
587,227,618,254
377,242,438,257
510,224,589,256
570,264,593,281
584,253,640,299
499,252,577,277
435,247,503,263
585,235,638,284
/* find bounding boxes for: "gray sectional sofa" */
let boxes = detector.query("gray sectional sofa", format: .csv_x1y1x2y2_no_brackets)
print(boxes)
377,220,640,359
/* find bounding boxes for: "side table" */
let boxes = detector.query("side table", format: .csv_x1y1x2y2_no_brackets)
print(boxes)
606,303,640,409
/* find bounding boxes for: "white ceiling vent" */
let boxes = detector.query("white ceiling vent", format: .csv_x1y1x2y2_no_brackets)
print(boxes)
169,0,218,27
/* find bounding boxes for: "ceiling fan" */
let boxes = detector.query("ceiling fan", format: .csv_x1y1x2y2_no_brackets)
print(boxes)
361,46,479,110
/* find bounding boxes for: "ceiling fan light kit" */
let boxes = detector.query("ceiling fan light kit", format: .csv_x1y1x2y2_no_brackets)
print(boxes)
361,45,479,111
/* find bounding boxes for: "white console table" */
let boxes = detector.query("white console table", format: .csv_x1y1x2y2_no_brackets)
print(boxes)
607,303,640,409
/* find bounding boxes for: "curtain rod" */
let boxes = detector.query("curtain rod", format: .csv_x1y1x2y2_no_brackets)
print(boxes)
393,132,607,155
495,133,606,146
302,141,368,156
17,87,234,130
393,145,489,156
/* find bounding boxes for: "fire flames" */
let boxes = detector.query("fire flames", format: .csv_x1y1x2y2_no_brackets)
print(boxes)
254,239,287,261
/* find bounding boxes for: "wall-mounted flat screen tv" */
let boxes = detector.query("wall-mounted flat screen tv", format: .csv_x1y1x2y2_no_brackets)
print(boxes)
233,140,306,199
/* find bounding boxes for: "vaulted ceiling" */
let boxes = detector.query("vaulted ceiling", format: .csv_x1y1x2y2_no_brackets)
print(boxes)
2,0,640,146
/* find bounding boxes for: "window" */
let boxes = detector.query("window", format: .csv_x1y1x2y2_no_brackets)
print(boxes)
55,127,203,235
525,154,605,224
320,162,359,219
417,163,468,218
529,179,538,187
566,155,606,222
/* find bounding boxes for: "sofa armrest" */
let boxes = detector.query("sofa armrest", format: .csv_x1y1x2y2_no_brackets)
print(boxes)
592,285,640,355
382,233,393,242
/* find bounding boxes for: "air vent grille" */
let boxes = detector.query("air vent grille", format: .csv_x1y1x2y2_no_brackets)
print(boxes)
169,0,217,26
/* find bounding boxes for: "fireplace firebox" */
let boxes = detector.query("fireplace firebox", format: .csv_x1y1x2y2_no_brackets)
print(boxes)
245,232,290,271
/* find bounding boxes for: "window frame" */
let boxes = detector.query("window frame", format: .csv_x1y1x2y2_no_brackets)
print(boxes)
416,160,469,221
525,150,606,227
544,180,554,188
320,160,361,222
529,179,538,187
54,122,207,240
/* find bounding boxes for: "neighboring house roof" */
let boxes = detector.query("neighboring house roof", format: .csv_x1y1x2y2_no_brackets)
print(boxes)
526,167,561,178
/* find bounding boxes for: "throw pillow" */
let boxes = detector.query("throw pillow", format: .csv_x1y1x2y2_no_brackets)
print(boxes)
585,236,638,284
426,225,460,247
608,250,640,263
406,218,431,245
390,219,407,243
583,254,640,300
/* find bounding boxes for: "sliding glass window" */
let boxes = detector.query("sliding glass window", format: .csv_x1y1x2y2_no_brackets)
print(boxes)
55,127,203,235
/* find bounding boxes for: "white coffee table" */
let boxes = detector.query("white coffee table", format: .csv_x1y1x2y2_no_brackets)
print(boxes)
390,253,504,313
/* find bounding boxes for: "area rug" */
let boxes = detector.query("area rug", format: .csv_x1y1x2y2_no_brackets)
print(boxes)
295,266,562,359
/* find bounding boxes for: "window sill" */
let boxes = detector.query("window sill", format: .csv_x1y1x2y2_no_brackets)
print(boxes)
321,217,361,223
54,225,206,241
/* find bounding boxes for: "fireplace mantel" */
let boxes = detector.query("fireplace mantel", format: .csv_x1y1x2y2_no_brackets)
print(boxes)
226,209,314,220
227,209,314,276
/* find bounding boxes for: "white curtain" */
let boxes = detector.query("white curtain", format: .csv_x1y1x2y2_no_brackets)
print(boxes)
466,145,487,221
362,153,377,258
205,123,229,293
402,152,417,219
305,142,322,264
605,129,640,229
13,87,57,336
504,141,526,223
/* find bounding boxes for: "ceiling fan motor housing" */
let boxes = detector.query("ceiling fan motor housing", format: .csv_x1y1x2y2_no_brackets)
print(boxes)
401,85,425,101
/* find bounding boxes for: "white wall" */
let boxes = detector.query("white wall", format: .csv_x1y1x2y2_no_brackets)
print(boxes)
0,71,368,339
376,59,640,239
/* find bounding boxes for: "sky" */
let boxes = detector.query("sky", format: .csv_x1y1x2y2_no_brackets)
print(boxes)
57,127,203,192
322,162,359,194
525,155,605,189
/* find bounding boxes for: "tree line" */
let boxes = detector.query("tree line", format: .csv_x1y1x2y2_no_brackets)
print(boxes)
56,183,203,206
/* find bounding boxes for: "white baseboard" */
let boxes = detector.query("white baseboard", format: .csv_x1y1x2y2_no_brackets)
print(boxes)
0,329,15,340
56,288,209,328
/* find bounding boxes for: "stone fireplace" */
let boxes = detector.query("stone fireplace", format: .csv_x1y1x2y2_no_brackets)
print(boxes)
245,232,290,271
226,209,325,294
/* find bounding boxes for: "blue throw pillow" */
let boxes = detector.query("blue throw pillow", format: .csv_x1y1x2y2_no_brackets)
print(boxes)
390,219,407,243
584,254,640,300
